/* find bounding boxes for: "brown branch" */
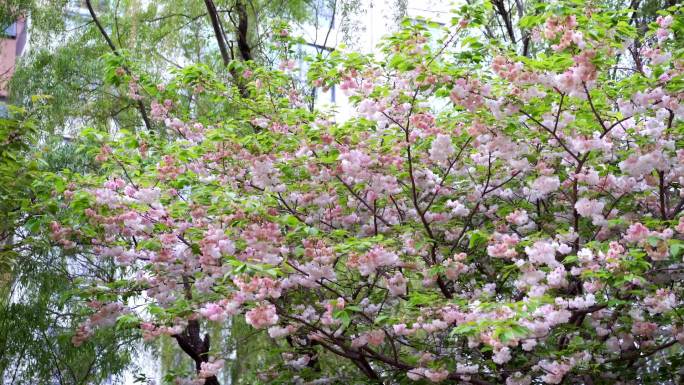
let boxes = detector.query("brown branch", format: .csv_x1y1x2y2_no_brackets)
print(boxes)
658,171,668,220
583,82,608,133
492,0,516,46
320,0,337,52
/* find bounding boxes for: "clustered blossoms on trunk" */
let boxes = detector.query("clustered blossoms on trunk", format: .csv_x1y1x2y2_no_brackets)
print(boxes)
51,3,684,384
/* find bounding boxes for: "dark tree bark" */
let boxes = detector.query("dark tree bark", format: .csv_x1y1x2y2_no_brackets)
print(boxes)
203,0,232,66
235,0,252,61
492,0,517,46
173,319,220,385
202,0,251,98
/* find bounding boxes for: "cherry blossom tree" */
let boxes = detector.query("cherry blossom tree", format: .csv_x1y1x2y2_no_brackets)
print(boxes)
50,1,684,384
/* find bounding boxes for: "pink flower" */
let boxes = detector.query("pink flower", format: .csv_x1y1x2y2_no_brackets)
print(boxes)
200,227,235,266
487,233,519,259
241,222,284,265
657,15,673,28
567,293,596,310
429,134,455,164
407,368,425,381
245,303,279,329
367,329,385,346
268,324,296,338
339,150,372,181
150,100,169,121
538,360,572,384
199,359,224,378
386,271,408,297
574,198,605,225
443,254,470,279
546,266,568,288
449,78,483,111
574,198,604,218
492,346,512,364
675,216,684,234
278,59,296,71
619,152,664,177
529,176,560,199
284,354,310,370
72,302,127,346
446,200,469,216
456,363,478,374
128,77,143,100
506,209,529,225
525,240,559,267
355,246,399,276
393,323,414,336
339,77,357,95
351,334,368,349
545,308,571,326
644,289,676,314
408,367,449,383
424,369,449,383
506,373,531,385
234,276,282,299
357,98,380,120
250,156,281,189
632,321,658,336
200,303,227,322
624,223,650,243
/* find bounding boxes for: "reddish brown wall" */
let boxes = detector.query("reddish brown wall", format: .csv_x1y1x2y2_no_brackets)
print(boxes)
0,18,27,98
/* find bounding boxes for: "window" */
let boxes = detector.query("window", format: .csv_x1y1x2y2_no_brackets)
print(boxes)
0,102,8,119
3,22,17,38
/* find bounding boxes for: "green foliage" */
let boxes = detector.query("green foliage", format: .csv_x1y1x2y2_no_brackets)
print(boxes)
4,0,684,384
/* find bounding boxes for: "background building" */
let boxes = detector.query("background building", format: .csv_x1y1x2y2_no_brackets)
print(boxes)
0,17,27,116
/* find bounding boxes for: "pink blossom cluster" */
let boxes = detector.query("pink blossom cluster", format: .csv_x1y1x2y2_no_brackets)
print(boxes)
245,303,279,329
59,7,684,384
348,246,399,276
72,302,126,346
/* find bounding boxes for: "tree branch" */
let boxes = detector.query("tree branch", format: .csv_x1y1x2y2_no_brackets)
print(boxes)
84,0,153,132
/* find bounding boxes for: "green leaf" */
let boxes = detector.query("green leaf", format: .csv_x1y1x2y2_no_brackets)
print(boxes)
333,309,351,329
669,240,684,258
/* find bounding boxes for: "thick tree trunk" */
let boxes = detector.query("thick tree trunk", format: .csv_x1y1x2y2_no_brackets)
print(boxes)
203,0,231,66
173,319,220,385
202,0,250,98
235,0,252,61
